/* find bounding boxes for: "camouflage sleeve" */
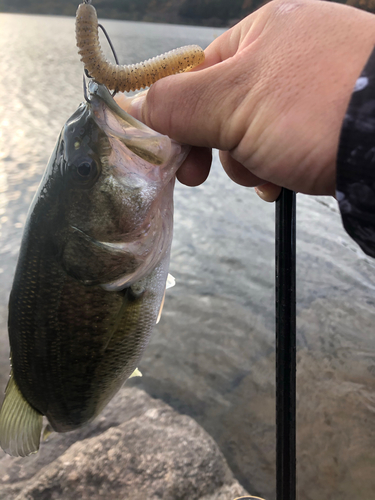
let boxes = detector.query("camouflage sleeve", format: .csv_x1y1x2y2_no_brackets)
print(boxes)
336,46,375,258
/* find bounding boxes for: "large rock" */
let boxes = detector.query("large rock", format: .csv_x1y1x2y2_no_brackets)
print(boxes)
0,387,248,500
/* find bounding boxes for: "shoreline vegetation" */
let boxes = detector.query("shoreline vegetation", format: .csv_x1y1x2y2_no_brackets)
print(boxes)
0,0,372,28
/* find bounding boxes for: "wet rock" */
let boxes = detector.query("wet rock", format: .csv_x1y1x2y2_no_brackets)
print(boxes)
0,387,248,500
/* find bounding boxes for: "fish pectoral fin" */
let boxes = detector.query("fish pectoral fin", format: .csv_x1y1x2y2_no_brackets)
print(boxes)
129,368,142,378
0,372,43,457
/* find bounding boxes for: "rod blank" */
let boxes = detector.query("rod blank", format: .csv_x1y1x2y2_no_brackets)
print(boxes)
275,188,296,500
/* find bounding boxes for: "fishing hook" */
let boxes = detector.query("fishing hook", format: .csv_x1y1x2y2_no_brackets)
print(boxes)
81,0,93,101
97,24,120,97
98,24,120,66
81,22,120,97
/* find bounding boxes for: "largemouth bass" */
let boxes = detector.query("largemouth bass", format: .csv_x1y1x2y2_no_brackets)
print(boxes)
0,81,188,456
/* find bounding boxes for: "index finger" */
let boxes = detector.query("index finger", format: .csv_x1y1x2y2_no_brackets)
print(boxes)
194,7,269,69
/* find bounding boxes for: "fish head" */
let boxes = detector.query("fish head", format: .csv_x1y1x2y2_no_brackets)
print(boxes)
38,82,189,289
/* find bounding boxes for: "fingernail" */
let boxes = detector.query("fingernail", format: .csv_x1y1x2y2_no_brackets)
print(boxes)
254,184,281,203
254,186,268,200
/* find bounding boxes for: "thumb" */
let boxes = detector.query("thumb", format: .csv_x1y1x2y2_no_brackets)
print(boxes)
127,70,222,147
128,54,249,151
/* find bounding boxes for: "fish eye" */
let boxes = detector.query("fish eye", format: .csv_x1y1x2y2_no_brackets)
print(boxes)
77,161,93,177
71,157,99,187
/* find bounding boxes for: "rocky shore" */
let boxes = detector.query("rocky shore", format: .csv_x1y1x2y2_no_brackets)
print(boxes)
0,387,249,500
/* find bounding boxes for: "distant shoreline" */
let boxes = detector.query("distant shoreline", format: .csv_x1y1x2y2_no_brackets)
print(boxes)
0,8,237,28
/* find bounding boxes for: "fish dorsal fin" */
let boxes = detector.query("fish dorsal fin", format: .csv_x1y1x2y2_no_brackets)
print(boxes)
0,371,43,457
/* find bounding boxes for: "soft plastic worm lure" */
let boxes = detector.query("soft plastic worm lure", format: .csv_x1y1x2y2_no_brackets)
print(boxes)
76,1,205,92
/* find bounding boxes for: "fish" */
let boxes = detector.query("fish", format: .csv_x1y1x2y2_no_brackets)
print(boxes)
0,81,189,457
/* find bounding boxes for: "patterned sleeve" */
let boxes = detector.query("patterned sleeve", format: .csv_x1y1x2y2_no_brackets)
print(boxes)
336,47,375,258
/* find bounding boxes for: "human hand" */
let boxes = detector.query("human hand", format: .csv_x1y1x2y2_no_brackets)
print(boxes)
118,0,375,201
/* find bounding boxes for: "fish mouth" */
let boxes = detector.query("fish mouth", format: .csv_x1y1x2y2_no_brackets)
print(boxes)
88,81,147,131
87,81,177,170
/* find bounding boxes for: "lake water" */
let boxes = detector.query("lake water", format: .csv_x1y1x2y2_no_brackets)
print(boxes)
1,12,375,500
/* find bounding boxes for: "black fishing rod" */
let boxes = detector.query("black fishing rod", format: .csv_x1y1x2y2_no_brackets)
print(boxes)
275,188,296,500
236,189,296,500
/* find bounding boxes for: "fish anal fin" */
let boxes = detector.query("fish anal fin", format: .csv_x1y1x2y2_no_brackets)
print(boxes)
0,372,43,457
